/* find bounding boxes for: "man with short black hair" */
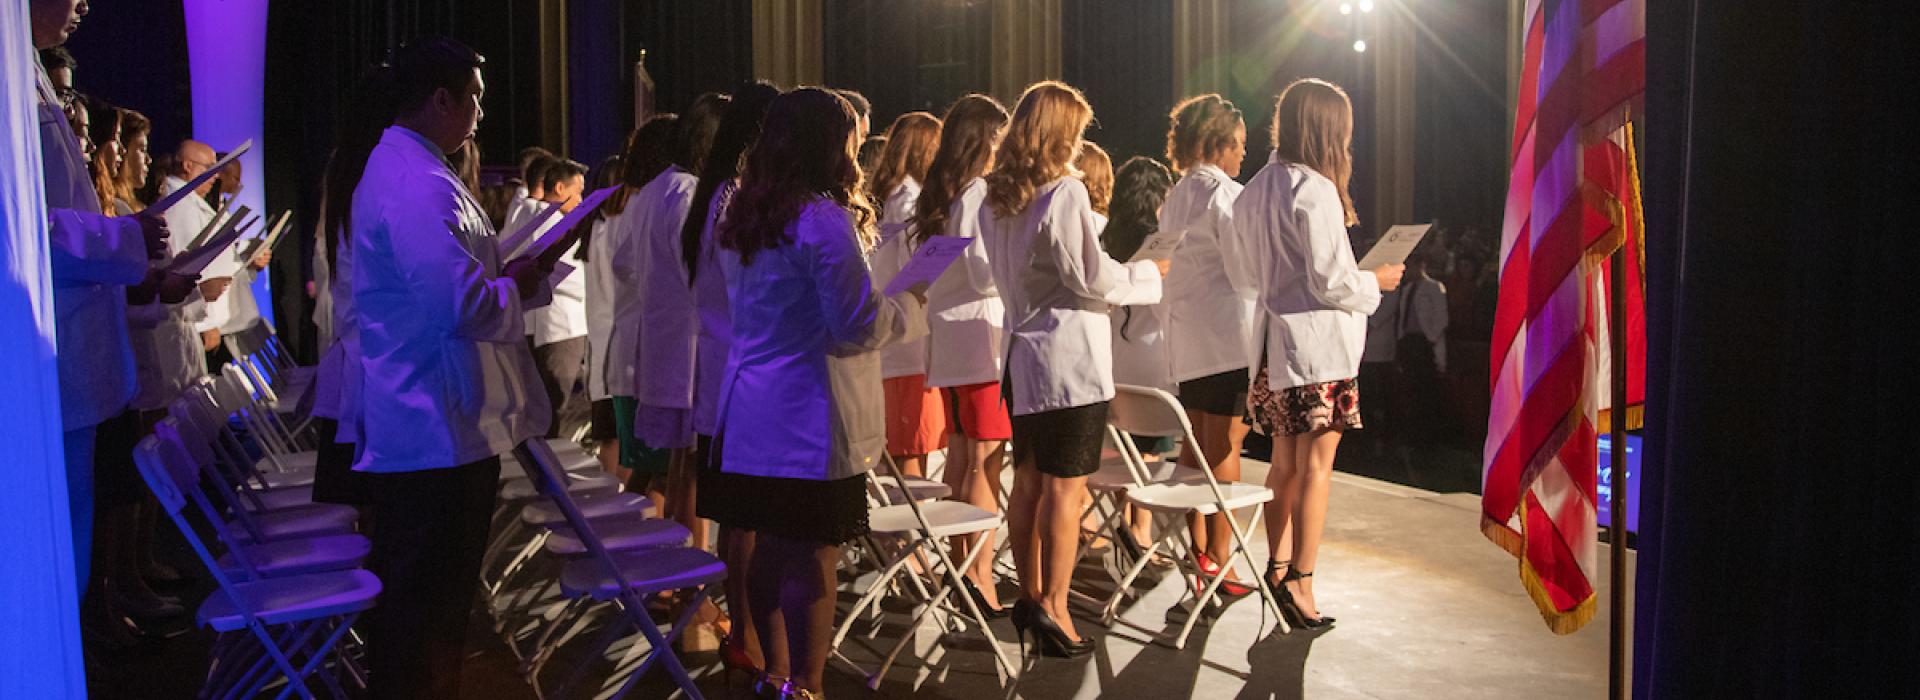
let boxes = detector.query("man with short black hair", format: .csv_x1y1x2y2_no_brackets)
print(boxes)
526,158,591,438
350,35,551,698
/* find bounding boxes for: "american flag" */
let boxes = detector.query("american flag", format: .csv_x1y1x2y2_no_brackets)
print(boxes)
1481,0,1644,634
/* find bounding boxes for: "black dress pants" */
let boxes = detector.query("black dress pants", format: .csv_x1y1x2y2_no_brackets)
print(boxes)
363,455,501,699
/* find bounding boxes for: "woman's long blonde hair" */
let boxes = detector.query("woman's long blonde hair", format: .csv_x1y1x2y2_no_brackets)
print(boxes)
868,111,943,204
1271,78,1357,227
986,81,1093,218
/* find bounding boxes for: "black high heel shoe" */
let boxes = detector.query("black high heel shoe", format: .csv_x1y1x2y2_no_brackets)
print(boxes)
1011,599,1036,661
960,579,1010,619
1029,606,1094,658
1277,569,1335,629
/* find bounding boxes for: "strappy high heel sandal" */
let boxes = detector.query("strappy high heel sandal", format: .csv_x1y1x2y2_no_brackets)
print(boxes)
1278,568,1335,629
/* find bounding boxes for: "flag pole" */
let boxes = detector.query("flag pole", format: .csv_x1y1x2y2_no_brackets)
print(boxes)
1607,238,1630,699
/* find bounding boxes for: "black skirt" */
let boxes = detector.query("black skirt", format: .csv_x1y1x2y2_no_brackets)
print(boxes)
1178,368,1251,417
704,433,870,545
1010,401,1110,478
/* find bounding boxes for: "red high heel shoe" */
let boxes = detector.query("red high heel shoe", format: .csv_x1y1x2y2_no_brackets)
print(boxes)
1194,553,1256,600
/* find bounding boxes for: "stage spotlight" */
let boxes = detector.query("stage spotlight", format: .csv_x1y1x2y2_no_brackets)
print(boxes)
1353,39,1368,52
1339,3,1354,15
1359,0,1375,12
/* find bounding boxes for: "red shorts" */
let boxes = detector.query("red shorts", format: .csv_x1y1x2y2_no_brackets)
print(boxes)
943,382,1013,441
883,374,948,457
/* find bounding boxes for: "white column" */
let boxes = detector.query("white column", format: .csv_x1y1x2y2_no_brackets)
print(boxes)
182,0,272,326
0,2,87,696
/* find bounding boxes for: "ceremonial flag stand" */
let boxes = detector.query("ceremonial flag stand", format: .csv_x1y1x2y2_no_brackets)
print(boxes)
1607,239,1629,700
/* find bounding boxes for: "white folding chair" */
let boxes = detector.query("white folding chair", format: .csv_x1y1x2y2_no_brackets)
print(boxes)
1099,384,1290,648
832,455,1015,688
515,438,726,700
134,433,378,699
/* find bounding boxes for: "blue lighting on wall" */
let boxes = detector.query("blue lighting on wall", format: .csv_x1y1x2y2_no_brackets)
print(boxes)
1597,433,1641,534
183,0,272,328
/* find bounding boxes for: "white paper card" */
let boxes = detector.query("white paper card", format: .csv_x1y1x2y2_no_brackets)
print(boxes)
883,235,973,297
239,211,292,260
141,140,251,217
514,187,619,262
1355,223,1435,270
166,226,246,275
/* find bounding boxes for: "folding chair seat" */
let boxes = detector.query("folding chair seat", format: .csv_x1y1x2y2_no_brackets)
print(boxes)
878,475,952,503
221,503,359,545
520,489,651,526
216,534,372,579
499,471,619,502
1097,385,1288,649
134,433,375,699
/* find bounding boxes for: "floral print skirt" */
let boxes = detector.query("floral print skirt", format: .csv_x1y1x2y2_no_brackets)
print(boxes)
1247,369,1363,437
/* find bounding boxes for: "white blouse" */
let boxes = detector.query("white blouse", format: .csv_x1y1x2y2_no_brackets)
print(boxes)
873,178,928,379
923,178,1005,388
717,198,926,480
1160,163,1258,383
350,126,549,472
632,166,701,409
1227,158,1381,389
982,177,1163,415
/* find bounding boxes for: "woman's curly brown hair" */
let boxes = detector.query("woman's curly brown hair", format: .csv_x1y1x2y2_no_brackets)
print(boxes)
719,88,876,266
986,81,1093,218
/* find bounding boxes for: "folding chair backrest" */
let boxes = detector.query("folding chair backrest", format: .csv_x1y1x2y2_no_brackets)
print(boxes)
153,416,275,548
1109,384,1196,441
516,439,641,595
134,435,263,602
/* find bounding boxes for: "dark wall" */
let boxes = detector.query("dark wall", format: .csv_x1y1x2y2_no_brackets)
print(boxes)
1061,0,1175,167
623,0,755,124
61,2,192,155
823,0,991,128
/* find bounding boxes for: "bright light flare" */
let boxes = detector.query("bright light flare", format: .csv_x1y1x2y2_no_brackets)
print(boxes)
1353,39,1368,52
1339,3,1354,15
1359,0,1375,12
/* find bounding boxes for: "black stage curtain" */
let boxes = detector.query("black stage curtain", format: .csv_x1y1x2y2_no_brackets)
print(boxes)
1061,0,1175,168
823,0,991,127
623,0,755,130
1636,2,1919,695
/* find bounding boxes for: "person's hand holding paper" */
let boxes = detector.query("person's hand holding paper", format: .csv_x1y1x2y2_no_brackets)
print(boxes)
882,235,974,298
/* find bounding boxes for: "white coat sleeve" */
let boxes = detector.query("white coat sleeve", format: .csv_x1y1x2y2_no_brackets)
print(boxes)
806,208,927,355
1051,182,1162,307
1211,186,1260,299
391,175,526,343
1297,179,1381,316
949,194,999,297
47,208,149,286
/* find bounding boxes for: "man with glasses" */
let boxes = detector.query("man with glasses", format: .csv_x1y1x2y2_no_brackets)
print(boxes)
159,140,230,358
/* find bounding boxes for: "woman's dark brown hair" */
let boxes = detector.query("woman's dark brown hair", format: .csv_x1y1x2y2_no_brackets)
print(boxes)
720,88,873,266
1271,78,1357,226
599,113,678,218
682,81,779,281
910,94,1008,246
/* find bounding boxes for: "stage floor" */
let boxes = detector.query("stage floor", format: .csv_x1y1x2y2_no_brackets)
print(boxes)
90,456,1628,699
464,458,1629,699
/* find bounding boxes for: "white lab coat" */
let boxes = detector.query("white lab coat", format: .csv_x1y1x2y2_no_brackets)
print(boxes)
1160,163,1258,383
37,62,147,430
874,179,928,379
526,239,588,346
350,126,549,472
1110,303,1174,392
924,178,1005,388
590,191,646,400
691,183,736,436
982,177,1162,415
1227,158,1381,390
500,194,539,239
716,198,927,481
122,198,207,412
310,226,363,444
583,217,619,399
632,166,700,410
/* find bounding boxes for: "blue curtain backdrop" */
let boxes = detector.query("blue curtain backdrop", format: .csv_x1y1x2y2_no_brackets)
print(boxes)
1635,1,1920,695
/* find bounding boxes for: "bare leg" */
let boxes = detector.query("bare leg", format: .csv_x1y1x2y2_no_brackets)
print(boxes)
595,438,627,483
667,447,707,550
760,533,839,693
1263,434,1303,585
1183,410,1211,563
1007,462,1045,603
746,530,790,683
964,438,1006,609
1206,414,1252,577
894,454,926,479
1289,427,1343,616
720,526,763,667
943,432,974,582
1039,473,1090,641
